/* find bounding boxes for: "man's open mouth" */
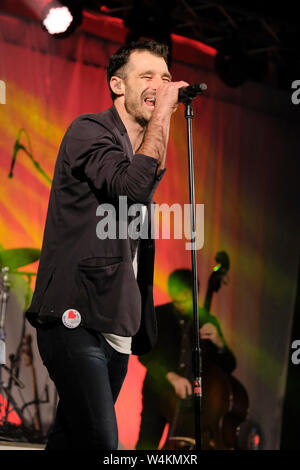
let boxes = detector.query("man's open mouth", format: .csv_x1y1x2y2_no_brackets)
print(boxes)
144,97,156,107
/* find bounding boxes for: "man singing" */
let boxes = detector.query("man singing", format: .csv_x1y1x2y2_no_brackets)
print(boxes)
25,40,188,450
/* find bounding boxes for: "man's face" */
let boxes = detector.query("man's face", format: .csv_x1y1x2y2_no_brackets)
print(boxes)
171,288,194,317
122,50,171,126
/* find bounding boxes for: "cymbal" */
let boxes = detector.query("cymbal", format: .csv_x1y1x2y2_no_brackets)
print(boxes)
0,248,41,270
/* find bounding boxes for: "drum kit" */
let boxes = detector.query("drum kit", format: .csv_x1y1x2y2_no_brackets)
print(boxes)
0,247,48,443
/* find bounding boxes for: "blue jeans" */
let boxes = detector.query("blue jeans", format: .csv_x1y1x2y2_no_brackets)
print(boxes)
36,324,129,450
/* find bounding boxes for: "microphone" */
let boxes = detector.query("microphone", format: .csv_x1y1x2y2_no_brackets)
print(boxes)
178,83,207,103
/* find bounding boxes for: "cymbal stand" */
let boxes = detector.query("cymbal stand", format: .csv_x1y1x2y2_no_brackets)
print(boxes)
0,267,10,366
4,272,33,426
2,272,49,441
0,267,26,427
7,273,32,392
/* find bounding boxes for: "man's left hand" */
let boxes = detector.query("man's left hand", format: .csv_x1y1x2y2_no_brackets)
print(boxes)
200,323,223,349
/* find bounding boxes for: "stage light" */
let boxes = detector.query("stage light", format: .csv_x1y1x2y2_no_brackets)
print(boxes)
124,0,174,65
215,37,249,88
215,34,269,88
41,1,82,37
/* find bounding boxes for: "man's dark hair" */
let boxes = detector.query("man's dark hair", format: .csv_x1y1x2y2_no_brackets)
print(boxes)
168,269,200,297
106,40,169,101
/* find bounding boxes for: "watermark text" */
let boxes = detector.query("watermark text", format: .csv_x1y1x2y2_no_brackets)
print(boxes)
95,196,204,250
291,80,300,105
291,339,300,365
0,80,6,104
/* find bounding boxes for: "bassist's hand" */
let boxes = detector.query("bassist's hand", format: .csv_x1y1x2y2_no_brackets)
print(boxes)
166,372,192,399
200,323,223,349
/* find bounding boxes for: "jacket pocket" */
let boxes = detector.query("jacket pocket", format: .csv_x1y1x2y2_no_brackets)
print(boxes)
77,258,141,336
78,256,122,269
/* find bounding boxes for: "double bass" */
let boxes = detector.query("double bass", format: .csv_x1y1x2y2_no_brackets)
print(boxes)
166,251,249,450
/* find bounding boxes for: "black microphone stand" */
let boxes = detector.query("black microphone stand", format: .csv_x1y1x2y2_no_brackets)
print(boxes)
8,128,52,184
182,85,207,451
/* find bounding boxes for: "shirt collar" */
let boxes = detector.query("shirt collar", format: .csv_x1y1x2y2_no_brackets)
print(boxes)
110,105,128,136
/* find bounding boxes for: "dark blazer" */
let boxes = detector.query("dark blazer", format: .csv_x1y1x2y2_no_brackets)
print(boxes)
26,106,165,355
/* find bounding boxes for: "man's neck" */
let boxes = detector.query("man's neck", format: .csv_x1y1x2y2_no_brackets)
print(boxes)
114,100,146,153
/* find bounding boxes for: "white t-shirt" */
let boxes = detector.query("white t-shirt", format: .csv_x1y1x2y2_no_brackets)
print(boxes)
102,205,147,354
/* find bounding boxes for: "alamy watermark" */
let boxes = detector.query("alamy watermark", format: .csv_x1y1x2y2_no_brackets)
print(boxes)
0,80,6,104
291,80,300,105
95,196,204,250
291,340,300,365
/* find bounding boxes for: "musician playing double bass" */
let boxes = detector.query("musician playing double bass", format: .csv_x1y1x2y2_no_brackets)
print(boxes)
136,268,236,450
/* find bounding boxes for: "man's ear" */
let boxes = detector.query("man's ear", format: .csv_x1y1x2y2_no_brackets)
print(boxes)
110,76,125,97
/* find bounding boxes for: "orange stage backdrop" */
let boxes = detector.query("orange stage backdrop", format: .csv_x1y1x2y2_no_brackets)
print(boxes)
0,10,299,449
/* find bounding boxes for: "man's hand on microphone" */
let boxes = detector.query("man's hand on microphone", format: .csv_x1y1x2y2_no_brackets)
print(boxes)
153,80,190,117
138,80,189,172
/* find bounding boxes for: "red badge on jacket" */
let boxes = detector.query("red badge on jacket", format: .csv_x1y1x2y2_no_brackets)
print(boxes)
62,309,81,328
